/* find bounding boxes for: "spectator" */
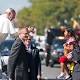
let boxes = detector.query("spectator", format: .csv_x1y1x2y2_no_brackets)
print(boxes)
7,28,35,80
71,19,80,29
45,28,54,66
72,30,80,80
57,28,76,79
8,27,41,80
0,8,16,43
24,32,41,80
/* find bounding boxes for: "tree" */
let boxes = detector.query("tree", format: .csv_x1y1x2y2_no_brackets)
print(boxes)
17,0,80,35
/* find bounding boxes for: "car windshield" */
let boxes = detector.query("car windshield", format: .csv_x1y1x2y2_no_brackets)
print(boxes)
51,28,64,37
52,39,66,51
0,40,14,56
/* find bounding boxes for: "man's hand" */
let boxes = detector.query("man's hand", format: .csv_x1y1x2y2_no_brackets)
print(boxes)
37,75,42,80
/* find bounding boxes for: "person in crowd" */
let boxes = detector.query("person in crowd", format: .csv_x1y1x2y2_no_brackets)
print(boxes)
24,35,41,80
71,31,80,80
27,26,41,80
0,8,16,42
0,8,16,78
8,27,41,80
57,28,76,79
45,27,54,66
28,26,37,43
7,28,36,80
71,19,80,29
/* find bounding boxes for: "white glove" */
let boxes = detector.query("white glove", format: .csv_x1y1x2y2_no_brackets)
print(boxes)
37,75,41,80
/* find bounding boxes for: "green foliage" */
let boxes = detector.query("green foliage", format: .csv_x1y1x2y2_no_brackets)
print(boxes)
17,0,80,35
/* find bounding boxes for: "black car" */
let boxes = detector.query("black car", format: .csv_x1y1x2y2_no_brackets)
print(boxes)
0,39,15,73
50,38,66,67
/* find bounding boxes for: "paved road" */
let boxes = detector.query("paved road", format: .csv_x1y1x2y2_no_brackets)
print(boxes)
0,64,61,80
0,63,71,80
41,60,72,80
42,64,61,80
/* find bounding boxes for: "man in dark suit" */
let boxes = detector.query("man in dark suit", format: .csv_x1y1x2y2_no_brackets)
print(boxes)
7,28,35,80
30,43,41,80
23,33,41,80
72,45,80,80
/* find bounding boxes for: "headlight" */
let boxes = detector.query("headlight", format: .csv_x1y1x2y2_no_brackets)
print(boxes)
51,50,58,56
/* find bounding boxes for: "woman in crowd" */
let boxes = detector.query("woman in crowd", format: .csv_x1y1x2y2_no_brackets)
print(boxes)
71,29,80,80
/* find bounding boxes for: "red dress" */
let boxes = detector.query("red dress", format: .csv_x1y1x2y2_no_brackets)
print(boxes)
59,55,68,63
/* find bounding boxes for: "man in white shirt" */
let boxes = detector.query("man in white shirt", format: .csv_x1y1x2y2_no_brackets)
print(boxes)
0,8,16,43
0,8,16,78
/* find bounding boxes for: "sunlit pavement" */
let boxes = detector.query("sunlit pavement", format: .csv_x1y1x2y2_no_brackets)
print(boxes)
41,60,72,80
42,64,60,79
0,60,61,80
41,60,61,80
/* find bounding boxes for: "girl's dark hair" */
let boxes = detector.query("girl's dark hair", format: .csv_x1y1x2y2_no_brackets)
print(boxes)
67,28,75,37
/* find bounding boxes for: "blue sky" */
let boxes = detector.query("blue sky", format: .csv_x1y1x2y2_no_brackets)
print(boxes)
0,0,31,13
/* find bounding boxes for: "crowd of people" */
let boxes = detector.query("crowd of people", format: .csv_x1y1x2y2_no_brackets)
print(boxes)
57,28,80,80
0,8,41,80
8,27,41,80
45,26,80,80
0,8,80,80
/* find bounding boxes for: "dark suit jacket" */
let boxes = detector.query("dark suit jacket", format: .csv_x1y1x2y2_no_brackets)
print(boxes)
72,46,80,80
7,38,35,80
31,44,41,80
